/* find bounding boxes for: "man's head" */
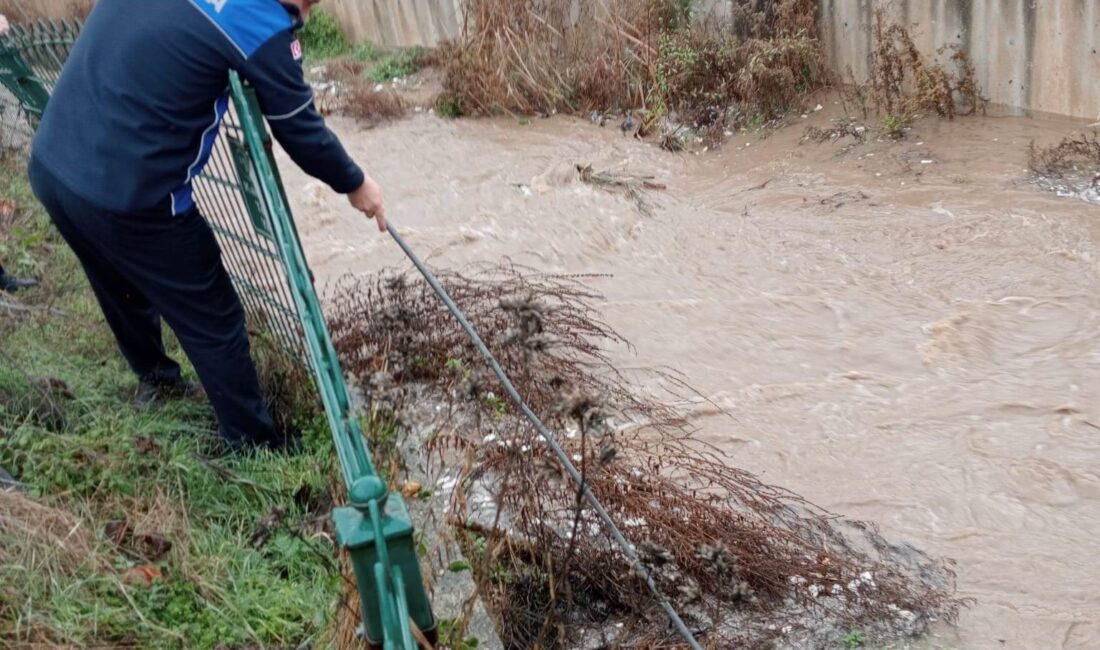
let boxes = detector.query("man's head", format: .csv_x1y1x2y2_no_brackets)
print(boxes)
286,0,323,20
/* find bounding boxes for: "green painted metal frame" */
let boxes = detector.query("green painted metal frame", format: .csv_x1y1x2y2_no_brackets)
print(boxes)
0,20,434,649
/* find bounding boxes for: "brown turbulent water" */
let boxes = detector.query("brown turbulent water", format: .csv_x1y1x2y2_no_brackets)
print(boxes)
278,103,1100,649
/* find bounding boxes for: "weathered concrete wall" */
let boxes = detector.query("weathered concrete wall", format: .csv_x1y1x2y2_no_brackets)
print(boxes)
326,0,1099,120
324,0,463,48
12,0,1096,119
819,0,1100,119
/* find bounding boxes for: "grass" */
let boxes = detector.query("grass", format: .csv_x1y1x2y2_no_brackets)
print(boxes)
367,47,431,82
298,8,423,81
0,157,347,648
298,8,351,60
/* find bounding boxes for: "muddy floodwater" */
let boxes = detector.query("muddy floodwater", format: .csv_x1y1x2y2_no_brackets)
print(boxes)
278,104,1100,649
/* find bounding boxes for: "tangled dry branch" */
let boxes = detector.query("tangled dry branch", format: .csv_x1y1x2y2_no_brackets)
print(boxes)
326,265,961,647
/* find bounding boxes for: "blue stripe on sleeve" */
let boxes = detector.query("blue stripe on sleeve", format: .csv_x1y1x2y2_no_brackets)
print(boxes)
187,0,293,58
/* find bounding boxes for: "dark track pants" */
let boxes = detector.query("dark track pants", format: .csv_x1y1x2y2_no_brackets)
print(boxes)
28,157,277,447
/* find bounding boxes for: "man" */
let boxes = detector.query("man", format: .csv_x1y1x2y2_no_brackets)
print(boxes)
28,0,385,449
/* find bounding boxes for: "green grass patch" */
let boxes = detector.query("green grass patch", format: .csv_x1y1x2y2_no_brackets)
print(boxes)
352,40,382,63
298,8,350,60
367,47,430,82
0,157,344,648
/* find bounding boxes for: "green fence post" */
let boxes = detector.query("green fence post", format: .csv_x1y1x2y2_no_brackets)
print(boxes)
228,73,436,649
334,478,436,647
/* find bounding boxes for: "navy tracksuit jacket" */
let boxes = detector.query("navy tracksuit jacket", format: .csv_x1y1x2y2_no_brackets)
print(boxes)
29,0,363,446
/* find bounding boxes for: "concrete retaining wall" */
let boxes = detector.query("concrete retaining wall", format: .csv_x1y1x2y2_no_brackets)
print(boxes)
818,0,1100,120
324,0,463,48
326,0,1099,120
12,0,1096,119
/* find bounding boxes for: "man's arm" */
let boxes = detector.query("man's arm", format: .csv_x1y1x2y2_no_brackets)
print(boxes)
237,28,386,229
238,30,362,192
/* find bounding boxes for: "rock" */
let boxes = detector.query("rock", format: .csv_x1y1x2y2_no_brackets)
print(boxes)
0,466,25,493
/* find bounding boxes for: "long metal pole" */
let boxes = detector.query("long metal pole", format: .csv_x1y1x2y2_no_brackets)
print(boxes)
386,222,704,650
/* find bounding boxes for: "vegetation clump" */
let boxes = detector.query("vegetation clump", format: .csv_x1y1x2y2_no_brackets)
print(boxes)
436,0,825,136
298,8,351,60
864,9,985,138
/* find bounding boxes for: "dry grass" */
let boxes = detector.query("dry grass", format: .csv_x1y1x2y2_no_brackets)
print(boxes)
0,490,104,645
314,60,407,127
1028,132,1100,179
327,265,962,648
437,0,824,127
864,9,985,137
342,85,406,126
0,489,99,576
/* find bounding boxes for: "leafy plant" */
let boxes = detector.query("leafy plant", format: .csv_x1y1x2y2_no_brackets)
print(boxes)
298,8,350,59
881,112,912,139
435,92,464,119
438,618,480,650
352,40,382,62
447,559,472,573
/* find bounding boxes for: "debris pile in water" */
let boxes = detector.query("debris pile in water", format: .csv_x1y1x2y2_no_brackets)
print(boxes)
326,265,963,648
1027,132,1100,204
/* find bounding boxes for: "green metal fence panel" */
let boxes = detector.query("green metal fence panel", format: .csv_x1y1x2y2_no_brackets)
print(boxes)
0,19,434,649
0,19,80,118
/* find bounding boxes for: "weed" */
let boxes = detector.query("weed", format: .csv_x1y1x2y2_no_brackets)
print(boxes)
483,392,508,419
576,163,666,215
435,92,464,118
881,112,912,139
438,617,481,650
844,628,865,648
863,9,986,137
298,8,349,60
341,84,406,126
352,40,382,62
447,559,472,573
367,47,431,82
326,264,964,648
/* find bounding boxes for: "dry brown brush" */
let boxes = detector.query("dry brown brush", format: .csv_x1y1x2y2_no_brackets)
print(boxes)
327,265,961,648
437,0,824,130
1028,132,1100,179
314,61,407,127
865,9,984,137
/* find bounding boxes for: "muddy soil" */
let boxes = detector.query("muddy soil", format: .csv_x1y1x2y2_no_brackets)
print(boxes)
277,100,1100,649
